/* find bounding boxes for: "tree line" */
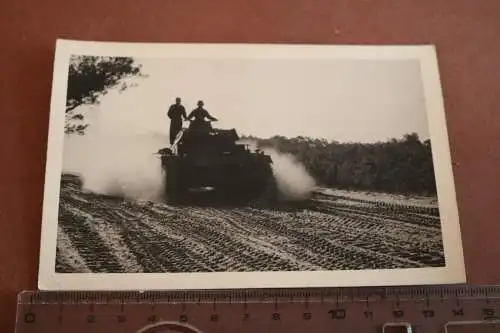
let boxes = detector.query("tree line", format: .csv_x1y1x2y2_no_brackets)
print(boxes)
242,133,437,195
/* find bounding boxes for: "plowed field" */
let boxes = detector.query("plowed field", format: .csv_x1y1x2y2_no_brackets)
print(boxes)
55,175,445,273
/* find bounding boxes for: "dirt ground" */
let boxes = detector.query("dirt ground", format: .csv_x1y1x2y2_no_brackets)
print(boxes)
55,175,445,273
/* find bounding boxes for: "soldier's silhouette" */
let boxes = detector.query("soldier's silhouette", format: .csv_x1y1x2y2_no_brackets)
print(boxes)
167,97,187,145
187,100,218,133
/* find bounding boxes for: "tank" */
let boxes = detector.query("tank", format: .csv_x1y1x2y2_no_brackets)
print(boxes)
157,120,278,204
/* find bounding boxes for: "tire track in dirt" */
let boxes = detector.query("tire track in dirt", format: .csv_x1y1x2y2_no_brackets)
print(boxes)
314,198,441,229
68,194,213,273
121,208,214,273
134,205,253,272
148,206,261,271
229,208,424,269
305,203,444,266
129,205,303,271
58,204,123,272
164,207,300,271
62,194,145,272
55,176,446,273
55,226,91,273
201,207,326,270
193,207,322,271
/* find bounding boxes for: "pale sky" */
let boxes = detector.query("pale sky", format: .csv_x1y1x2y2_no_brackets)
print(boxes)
80,56,431,143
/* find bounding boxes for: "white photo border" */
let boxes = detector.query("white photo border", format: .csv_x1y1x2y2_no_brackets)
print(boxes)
37,39,466,290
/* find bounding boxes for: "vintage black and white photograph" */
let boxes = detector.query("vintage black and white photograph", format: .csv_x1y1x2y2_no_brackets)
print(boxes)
38,40,465,290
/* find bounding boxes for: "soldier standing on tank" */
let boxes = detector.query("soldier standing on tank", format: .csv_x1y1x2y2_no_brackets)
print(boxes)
187,100,218,132
167,97,187,145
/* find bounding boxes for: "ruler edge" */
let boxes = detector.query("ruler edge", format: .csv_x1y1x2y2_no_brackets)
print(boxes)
14,285,500,333
16,284,500,305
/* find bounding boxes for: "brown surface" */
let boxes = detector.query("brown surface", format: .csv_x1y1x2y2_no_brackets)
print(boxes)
1,0,499,331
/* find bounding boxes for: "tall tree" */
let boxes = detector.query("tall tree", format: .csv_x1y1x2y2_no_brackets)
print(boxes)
64,55,143,134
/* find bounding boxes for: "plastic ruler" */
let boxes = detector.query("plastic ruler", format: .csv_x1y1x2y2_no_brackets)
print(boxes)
14,285,500,333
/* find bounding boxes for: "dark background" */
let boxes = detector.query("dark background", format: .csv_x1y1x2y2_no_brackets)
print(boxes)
1,0,499,331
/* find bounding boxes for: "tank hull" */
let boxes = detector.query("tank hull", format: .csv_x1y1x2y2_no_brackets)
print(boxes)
162,157,277,204
158,123,278,205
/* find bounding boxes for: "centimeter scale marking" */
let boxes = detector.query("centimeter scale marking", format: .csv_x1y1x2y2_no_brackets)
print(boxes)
15,285,500,333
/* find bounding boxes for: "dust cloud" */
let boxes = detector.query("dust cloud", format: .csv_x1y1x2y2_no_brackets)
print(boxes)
238,140,316,201
62,85,316,203
264,148,317,201
62,90,167,202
